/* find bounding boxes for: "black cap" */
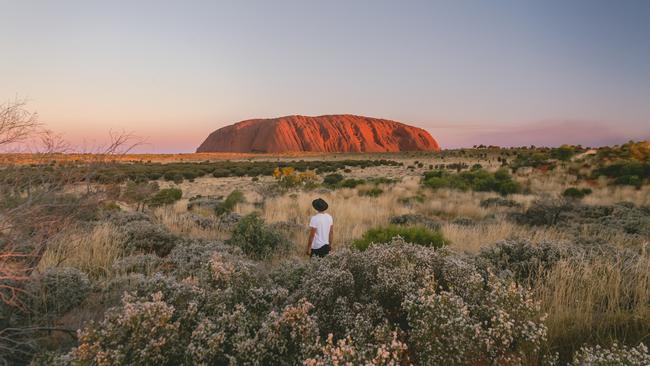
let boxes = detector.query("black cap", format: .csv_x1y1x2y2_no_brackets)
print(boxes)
312,198,328,211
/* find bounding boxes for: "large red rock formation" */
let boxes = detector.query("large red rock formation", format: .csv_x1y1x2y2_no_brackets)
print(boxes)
196,115,440,153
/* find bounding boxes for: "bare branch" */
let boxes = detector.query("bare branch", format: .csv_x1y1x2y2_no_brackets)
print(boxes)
0,99,41,148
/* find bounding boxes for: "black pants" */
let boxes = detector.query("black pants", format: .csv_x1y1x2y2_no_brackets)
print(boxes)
311,244,330,258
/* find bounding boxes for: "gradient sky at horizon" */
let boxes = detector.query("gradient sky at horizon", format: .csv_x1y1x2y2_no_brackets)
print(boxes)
2,0,649,152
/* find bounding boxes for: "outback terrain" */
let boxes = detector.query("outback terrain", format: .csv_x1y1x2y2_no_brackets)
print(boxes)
1,141,650,365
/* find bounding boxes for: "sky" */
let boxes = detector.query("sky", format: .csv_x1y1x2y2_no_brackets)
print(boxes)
1,0,649,152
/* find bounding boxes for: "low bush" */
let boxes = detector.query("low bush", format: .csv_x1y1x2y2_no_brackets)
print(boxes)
226,213,290,259
389,214,442,231
148,187,182,207
340,178,365,188
322,173,344,186
122,220,179,256
478,239,570,282
214,190,245,216
27,267,91,317
352,225,447,251
479,197,523,208
562,187,593,199
358,187,383,197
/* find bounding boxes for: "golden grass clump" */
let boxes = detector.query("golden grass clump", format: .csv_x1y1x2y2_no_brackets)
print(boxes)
38,222,126,279
536,249,650,354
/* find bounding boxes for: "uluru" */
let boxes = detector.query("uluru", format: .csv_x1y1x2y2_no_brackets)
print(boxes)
196,114,440,153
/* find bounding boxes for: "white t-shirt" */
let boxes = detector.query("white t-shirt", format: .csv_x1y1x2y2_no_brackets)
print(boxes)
309,213,333,249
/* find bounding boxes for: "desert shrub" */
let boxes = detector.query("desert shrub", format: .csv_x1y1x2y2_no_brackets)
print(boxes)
67,292,183,365
163,170,184,183
512,200,650,240
226,213,290,259
352,225,447,251
562,187,593,199
389,214,441,230
214,190,245,216
480,197,522,208
570,343,650,366
422,168,521,195
404,275,548,365
358,187,383,197
614,174,642,188
304,331,408,366
47,239,559,365
166,240,237,280
122,220,179,256
322,173,343,186
510,199,575,226
340,178,365,188
27,267,91,317
148,187,182,207
550,145,580,161
367,177,399,185
212,168,230,178
478,239,570,282
593,161,650,187
112,254,162,275
511,152,555,171
451,216,476,226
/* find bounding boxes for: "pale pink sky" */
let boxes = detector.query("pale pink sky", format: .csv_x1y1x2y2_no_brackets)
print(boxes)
2,1,649,152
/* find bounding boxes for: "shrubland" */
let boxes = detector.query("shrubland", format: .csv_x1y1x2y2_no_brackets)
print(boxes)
3,137,650,365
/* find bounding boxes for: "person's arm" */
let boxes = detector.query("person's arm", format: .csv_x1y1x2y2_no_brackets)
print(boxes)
306,228,316,256
329,225,334,250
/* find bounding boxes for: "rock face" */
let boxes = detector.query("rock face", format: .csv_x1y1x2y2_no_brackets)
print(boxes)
196,115,440,153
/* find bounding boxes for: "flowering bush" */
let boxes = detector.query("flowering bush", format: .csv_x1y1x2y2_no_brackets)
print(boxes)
570,343,650,366
67,292,183,365
404,274,548,365
304,331,408,366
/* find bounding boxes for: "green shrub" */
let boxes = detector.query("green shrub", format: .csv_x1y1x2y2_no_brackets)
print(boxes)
215,190,245,216
562,187,593,199
226,213,289,259
323,173,344,186
340,178,365,188
352,225,447,251
212,168,231,178
148,188,182,207
614,175,642,188
358,187,383,197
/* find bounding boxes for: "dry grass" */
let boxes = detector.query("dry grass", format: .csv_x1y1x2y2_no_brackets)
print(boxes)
152,200,231,240
536,249,650,355
37,222,126,278
442,221,570,253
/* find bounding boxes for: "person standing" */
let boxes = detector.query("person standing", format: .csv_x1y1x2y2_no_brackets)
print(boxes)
307,198,333,258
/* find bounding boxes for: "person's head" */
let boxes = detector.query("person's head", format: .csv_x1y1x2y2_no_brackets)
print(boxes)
312,198,328,212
